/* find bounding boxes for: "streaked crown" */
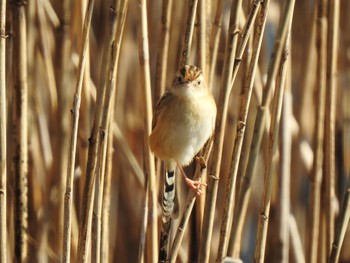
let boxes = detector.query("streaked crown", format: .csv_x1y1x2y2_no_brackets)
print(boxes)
173,65,202,86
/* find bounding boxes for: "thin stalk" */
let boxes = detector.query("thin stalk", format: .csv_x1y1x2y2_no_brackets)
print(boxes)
324,0,339,254
328,188,350,263
137,0,158,261
55,0,71,257
154,0,173,105
92,2,122,261
12,1,29,261
228,0,295,255
216,1,264,260
100,1,129,261
100,122,113,263
198,0,242,262
208,0,223,90
254,31,291,263
76,0,119,261
308,0,328,262
274,45,292,263
138,179,149,263
197,0,207,77
0,0,6,262
62,0,95,261
180,0,198,67
169,144,213,263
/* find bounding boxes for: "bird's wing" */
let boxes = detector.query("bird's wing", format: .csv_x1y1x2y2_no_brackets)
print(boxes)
152,91,174,130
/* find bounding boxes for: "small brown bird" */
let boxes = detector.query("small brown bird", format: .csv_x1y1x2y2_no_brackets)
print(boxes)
149,65,216,220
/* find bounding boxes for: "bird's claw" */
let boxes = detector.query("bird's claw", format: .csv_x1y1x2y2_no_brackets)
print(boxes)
185,177,207,195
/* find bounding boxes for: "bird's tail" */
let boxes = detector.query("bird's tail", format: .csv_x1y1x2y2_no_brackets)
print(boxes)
162,170,176,222
159,169,176,262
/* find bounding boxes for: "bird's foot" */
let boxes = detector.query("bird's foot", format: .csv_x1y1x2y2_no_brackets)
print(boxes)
184,177,207,195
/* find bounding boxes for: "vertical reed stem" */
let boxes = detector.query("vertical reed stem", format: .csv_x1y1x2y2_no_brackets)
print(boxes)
62,0,95,261
308,0,328,262
324,0,339,255
137,0,158,261
12,1,28,261
0,0,6,262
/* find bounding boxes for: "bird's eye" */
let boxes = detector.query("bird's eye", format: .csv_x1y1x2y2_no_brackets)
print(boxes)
197,81,201,85
178,77,182,82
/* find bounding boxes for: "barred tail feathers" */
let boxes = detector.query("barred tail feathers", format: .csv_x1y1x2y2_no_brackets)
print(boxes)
162,170,175,222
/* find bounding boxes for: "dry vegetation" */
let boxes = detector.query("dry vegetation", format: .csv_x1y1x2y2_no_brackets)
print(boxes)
1,0,350,262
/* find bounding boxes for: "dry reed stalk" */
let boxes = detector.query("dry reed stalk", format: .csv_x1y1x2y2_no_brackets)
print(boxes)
180,0,198,67
228,0,270,257
138,179,149,263
100,1,129,261
100,123,113,263
91,2,122,261
0,0,6,262
54,0,71,257
197,0,207,78
208,0,223,90
324,0,339,254
137,0,158,261
254,29,291,263
216,1,266,260
12,1,29,261
62,0,95,261
228,0,295,256
154,0,173,105
198,0,242,262
77,0,120,261
169,143,212,263
308,0,328,262
273,47,292,263
328,78,350,262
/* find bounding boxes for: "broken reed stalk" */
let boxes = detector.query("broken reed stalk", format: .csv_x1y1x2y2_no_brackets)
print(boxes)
169,144,213,263
216,1,265,261
324,0,339,254
198,0,242,262
228,0,295,255
76,0,120,261
12,1,29,261
62,0,95,261
137,0,158,261
208,0,223,90
254,31,291,263
0,0,6,262
154,0,173,105
308,0,328,262
180,0,198,67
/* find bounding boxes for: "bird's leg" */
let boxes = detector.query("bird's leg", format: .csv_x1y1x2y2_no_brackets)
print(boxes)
176,162,207,195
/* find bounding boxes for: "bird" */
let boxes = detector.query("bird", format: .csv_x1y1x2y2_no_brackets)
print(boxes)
149,64,217,221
